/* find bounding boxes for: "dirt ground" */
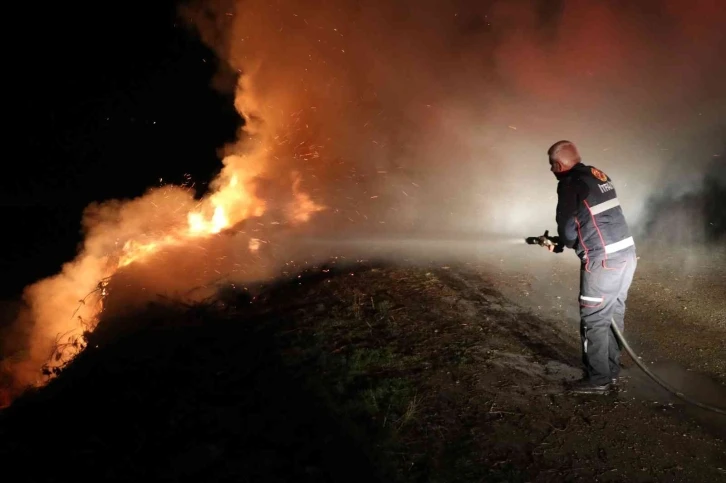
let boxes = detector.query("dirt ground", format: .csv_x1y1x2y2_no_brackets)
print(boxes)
1,253,724,482
625,246,726,384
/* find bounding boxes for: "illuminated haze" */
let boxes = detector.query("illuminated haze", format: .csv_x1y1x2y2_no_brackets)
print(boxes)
2,0,725,402
186,0,725,236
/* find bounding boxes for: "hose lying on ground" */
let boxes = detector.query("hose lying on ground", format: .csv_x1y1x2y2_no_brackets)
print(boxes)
611,322,726,415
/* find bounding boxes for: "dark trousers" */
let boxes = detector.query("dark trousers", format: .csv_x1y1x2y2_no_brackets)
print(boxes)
579,249,637,385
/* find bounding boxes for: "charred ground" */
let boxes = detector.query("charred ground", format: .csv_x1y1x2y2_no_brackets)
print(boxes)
1,261,725,482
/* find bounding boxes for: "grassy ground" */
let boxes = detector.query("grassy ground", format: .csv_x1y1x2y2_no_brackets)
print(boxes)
1,261,724,482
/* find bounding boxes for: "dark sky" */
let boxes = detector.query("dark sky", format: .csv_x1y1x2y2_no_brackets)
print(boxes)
2,2,239,297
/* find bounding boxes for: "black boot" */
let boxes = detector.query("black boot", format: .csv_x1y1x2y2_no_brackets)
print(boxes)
569,378,611,395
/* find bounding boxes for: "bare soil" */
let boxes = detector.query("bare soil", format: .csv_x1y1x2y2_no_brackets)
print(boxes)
0,260,724,482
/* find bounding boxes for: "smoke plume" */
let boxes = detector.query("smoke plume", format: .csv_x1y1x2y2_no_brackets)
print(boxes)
2,0,725,403
184,0,726,234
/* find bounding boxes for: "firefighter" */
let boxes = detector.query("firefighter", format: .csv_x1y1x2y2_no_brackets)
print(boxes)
547,140,637,394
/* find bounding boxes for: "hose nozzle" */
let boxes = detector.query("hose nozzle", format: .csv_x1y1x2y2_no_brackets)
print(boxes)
525,230,560,248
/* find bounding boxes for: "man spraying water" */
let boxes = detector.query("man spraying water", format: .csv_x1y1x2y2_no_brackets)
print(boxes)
545,140,637,394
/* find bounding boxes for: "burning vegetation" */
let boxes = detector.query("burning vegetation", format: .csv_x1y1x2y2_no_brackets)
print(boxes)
1,1,725,478
0,114,327,403
3,0,725,404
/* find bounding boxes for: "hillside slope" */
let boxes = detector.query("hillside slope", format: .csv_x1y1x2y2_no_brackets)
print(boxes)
1,262,724,482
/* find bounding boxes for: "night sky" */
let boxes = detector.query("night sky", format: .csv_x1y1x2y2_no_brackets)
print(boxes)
3,2,238,297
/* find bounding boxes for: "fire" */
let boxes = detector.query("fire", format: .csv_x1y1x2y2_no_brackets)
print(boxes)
2,1,338,409
119,238,172,268
188,169,267,236
117,157,271,269
289,172,326,224
0,134,325,407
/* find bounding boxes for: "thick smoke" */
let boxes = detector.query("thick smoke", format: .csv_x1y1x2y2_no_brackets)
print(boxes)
185,0,726,236
642,144,726,244
2,0,725,404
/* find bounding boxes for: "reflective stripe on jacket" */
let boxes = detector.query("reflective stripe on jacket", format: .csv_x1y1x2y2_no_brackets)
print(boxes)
556,163,635,262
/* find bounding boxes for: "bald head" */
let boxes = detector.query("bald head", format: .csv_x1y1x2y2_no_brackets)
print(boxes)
548,140,581,175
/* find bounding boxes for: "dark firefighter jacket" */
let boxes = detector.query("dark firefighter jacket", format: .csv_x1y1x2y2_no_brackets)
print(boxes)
555,163,635,263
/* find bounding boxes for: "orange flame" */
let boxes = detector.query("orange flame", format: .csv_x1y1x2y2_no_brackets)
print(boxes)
2,4,335,405
116,155,271,269
2,133,325,401
289,172,326,224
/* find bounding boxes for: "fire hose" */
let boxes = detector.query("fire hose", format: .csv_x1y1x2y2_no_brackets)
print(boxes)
611,323,725,415
526,231,726,415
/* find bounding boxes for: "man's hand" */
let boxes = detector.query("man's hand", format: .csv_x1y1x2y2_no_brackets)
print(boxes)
547,244,564,253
